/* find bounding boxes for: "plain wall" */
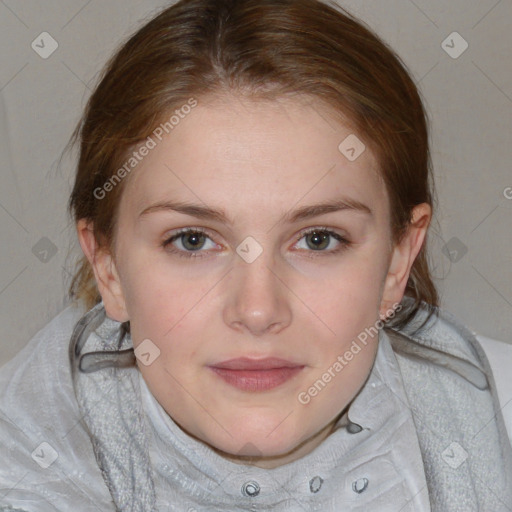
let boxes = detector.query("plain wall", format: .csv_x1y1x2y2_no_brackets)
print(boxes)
1,0,511,368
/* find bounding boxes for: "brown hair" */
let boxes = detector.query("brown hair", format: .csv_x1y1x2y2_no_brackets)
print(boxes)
66,0,438,328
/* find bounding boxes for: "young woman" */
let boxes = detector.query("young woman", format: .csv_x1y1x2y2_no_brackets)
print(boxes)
1,0,511,510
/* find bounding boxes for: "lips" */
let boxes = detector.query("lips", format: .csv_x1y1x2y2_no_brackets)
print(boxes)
208,357,305,391
210,357,302,370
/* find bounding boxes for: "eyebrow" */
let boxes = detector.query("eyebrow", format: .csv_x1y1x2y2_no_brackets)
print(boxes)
138,198,373,224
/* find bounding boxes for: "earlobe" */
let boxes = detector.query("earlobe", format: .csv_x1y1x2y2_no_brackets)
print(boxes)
379,203,431,318
76,219,129,322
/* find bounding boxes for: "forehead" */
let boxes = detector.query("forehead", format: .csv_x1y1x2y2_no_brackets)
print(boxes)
121,93,388,221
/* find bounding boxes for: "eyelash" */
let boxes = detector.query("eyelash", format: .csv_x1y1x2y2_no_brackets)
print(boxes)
161,226,351,260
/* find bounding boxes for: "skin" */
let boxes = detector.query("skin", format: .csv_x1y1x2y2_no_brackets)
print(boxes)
78,92,431,469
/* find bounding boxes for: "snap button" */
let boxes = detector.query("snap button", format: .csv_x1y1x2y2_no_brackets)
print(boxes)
309,475,323,493
241,481,260,497
346,422,363,434
352,477,369,494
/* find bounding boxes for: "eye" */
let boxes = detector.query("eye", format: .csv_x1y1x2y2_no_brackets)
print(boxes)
293,227,351,258
162,228,218,259
162,226,351,260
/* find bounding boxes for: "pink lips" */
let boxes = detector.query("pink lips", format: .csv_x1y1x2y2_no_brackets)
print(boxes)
208,357,305,391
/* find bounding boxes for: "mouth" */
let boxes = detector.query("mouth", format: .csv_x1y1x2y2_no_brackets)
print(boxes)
207,357,305,392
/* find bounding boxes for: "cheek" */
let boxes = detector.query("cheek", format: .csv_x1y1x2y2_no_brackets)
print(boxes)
120,256,212,361
300,254,388,335
301,263,384,403
118,256,181,340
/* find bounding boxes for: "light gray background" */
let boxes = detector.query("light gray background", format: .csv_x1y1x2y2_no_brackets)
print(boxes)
1,0,511,368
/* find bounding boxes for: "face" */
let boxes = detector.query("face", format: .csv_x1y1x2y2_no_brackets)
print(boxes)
82,92,429,468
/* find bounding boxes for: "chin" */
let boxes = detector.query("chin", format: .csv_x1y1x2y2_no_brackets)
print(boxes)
206,417,307,459
212,435,298,461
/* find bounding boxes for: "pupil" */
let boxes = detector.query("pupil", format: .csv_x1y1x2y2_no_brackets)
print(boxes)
183,232,204,250
308,231,328,250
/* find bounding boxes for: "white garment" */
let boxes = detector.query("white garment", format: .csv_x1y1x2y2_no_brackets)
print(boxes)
0,304,113,512
474,335,512,446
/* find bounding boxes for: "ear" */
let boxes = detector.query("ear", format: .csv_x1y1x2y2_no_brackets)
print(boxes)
379,203,431,318
76,219,129,322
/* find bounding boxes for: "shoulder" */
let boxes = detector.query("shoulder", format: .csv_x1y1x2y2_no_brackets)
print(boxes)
390,301,512,445
474,334,512,444
0,303,113,511
0,303,85,423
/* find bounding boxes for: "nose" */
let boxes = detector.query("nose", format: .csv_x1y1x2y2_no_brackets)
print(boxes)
222,250,292,337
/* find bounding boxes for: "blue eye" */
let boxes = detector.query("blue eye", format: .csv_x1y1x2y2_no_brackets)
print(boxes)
162,226,351,260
